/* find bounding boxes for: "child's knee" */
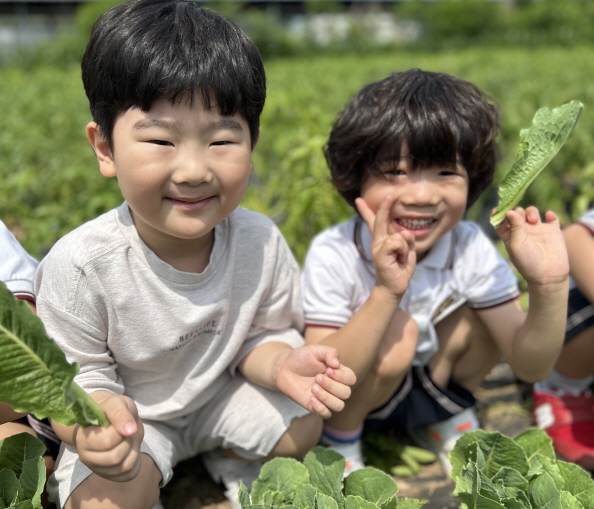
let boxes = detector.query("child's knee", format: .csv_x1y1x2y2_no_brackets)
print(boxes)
65,456,161,509
269,413,323,459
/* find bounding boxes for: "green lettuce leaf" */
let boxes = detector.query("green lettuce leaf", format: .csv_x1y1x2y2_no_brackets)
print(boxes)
490,100,583,227
0,281,109,427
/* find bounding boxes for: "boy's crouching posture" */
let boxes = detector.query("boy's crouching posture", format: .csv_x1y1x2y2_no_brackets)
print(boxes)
302,69,569,474
35,1,355,508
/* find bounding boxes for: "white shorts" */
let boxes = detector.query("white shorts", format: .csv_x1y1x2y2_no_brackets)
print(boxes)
47,374,309,508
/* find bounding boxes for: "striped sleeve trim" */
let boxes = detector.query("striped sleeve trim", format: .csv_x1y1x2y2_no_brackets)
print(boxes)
304,320,343,329
468,294,520,311
14,292,36,304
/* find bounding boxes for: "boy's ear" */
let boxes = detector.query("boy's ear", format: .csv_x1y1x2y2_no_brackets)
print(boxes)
86,122,116,177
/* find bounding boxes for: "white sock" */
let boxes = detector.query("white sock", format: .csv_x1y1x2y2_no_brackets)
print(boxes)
534,370,594,394
320,429,363,459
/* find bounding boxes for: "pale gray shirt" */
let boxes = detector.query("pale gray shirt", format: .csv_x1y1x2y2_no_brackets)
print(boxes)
36,203,304,422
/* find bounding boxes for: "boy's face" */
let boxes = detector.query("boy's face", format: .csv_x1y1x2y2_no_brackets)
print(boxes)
87,94,253,261
360,145,468,261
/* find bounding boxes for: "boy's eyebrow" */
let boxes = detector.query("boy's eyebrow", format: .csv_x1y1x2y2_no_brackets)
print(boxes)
133,118,181,131
131,118,244,131
209,119,244,131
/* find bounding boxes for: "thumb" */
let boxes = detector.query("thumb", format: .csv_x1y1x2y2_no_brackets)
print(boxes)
103,396,139,437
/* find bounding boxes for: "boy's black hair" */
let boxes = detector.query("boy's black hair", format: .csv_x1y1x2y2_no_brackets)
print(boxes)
324,69,499,210
82,0,265,149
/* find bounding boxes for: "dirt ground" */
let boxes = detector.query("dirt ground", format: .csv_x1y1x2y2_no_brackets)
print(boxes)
160,361,535,509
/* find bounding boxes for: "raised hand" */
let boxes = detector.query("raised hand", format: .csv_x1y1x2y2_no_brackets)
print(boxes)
355,195,416,299
74,392,144,482
494,206,569,287
274,345,356,419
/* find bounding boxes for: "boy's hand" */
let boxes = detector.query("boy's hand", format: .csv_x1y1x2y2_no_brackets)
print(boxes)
495,206,569,287
274,345,356,419
356,196,416,300
74,393,144,482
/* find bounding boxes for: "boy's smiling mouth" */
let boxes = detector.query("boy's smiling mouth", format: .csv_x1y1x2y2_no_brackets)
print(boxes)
396,217,435,230
167,196,214,210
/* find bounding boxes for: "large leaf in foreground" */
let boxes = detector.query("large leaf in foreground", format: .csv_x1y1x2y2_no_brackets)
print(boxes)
490,100,583,227
0,281,109,427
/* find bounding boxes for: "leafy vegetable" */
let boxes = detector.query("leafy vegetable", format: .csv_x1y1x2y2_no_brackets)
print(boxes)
0,433,46,509
449,427,594,509
490,100,583,227
240,446,427,509
0,281,109,427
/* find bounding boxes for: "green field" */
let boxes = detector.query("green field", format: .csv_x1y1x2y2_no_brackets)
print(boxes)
1,46,593,262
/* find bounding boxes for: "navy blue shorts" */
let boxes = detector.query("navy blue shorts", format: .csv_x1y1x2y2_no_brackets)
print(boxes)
363,365,475,433
565,287,594,343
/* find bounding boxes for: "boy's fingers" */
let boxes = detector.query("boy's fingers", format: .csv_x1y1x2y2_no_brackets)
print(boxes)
325,365,357,386
355,197,376,233
544,210,560,226
315,374,352,401
311,384,346,415
309,397,331,419
103,397,139,437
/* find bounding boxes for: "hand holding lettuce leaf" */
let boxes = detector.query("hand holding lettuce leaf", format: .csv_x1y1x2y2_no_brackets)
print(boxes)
490,100,583,227
0,280,109,428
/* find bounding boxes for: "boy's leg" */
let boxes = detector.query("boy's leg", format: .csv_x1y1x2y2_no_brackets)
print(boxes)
64,453,162,509
319,311,418,474
532,287,594,469
431,305,500,392
49,420,180,509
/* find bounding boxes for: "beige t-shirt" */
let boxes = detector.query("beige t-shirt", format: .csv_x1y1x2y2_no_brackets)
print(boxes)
36,203,304,422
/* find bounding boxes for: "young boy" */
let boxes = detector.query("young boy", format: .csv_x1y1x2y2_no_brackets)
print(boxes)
533,209,594,470
301,69,569,474
0,219,61,508
34,1,355,508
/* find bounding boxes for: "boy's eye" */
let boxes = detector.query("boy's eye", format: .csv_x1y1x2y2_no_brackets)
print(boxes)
211,140,232,146
149,140,173,146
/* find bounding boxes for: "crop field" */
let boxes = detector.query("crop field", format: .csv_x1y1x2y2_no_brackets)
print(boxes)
1,46,593,262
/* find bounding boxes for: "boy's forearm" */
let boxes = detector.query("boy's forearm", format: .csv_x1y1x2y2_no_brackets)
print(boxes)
239,342,292,391
306,286,402,378
511,279,569,382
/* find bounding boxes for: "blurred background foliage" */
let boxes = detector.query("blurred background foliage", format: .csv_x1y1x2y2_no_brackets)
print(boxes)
1,0,593,264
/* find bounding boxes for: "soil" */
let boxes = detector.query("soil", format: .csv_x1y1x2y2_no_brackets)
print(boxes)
160,360,535,509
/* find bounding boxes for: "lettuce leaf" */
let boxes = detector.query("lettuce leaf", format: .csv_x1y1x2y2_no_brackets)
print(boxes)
490,100,583,227
0,281,109,427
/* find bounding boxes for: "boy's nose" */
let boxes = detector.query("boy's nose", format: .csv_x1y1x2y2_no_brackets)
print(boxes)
172,153,212,185
401,180,439,206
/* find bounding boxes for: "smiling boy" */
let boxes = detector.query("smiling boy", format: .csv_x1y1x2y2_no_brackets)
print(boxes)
34,1,355,508
301,69,569,474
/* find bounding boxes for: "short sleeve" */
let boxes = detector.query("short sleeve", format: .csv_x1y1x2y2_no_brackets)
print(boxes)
301,222,371,329
0,220,38,300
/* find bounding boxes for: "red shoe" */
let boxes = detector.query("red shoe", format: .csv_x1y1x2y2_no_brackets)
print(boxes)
532,388,594,470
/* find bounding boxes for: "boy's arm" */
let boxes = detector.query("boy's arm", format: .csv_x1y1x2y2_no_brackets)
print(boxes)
0,402,26,424
304,196,416,380
563,222,594,304
51,390,145,483
238,341,355,418
486,206,569,382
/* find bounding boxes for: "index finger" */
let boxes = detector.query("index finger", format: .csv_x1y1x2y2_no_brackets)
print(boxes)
355,195,394,237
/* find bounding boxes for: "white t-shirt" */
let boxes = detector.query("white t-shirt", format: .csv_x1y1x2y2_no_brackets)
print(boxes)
302,217,520,366
0,219,38,301
36,203,304,422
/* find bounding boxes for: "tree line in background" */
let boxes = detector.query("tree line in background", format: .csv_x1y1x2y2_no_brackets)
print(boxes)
1,0,593,264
